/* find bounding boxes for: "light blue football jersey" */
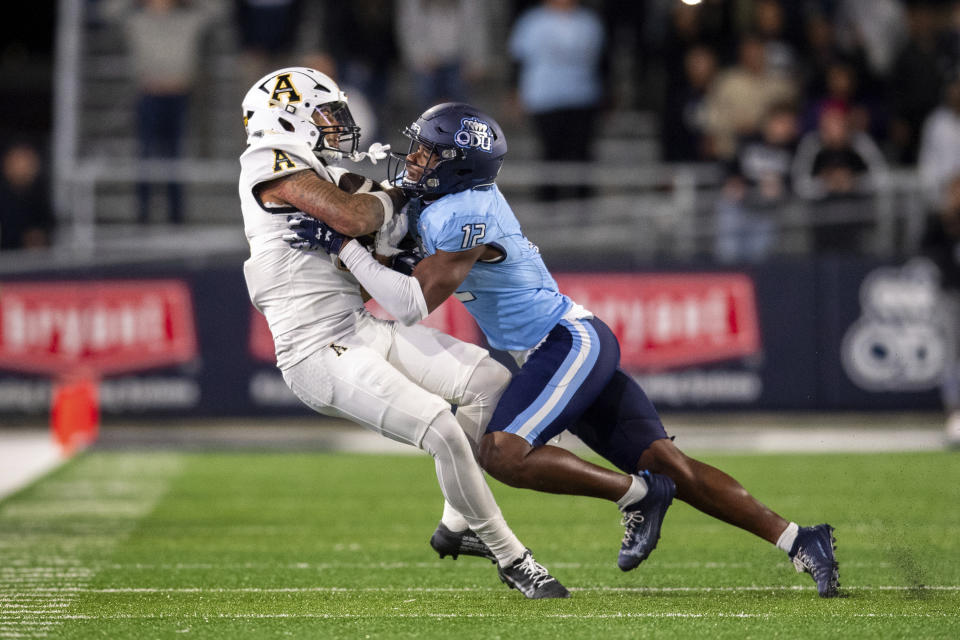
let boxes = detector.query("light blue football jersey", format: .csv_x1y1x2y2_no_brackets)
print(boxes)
416,185,571,351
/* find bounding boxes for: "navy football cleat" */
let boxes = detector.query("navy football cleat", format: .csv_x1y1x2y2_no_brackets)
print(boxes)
789,524,840,597
618,470,676,571
429,522,496,562
497,550,570,599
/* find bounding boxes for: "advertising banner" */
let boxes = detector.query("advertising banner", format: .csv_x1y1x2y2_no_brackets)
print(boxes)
555,273,761,371
0,280,197,376
0,257,946,418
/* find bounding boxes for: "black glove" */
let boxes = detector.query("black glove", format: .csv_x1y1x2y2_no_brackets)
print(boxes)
390,250,422,276
283,215,348,255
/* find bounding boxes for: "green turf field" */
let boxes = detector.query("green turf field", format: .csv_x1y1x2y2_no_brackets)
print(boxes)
1,449,958,639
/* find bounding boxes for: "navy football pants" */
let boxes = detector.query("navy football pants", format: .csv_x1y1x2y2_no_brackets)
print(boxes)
487,315,668,473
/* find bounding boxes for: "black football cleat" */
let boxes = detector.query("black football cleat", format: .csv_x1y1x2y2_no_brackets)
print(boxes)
429,522,496,562
789,524,840,597
497,549,570,599
618,470,676,571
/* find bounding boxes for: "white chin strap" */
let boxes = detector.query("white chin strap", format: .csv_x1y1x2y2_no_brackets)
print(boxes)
318,148,344,164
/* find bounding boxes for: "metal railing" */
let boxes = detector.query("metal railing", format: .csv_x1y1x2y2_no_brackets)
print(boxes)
53,156,927,263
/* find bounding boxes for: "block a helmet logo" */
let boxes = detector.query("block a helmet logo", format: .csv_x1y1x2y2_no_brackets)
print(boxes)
455,118,493,152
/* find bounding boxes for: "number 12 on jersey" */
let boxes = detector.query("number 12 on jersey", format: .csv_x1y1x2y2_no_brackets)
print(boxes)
460,223,486,248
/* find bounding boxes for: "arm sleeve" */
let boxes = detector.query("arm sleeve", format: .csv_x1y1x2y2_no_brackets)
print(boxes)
338,240,428,326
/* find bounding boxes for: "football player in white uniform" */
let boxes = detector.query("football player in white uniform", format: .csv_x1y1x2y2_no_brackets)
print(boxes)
238,68,568,599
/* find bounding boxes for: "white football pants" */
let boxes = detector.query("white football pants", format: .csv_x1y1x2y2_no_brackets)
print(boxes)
281,312,523,564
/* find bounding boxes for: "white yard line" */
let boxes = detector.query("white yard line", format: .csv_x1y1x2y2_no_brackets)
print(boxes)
0,559,894,568
5,585,958,594
0,432,64,502
0,560,891,571
18,611,960,621
0,454,184,640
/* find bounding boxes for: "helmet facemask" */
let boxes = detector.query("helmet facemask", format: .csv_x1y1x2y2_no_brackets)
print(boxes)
310,101,360,162
389,128,463,197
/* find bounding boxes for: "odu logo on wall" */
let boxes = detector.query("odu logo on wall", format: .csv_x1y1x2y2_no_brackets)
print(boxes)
841,259,955,392
455,118,492,152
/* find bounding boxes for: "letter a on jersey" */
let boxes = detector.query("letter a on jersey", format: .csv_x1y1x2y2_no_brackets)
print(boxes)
273,150,297,172
270,74,301,105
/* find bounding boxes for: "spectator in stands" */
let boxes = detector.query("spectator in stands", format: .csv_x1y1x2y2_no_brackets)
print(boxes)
0,141,54,251
714,102,800,263
888,1,946,164
798,9,845,99
395,0,489,107
921,171,960,445
801,61,875,138
661,44,718,162
703,33,798,159
792,105,888,254
322,1,395,142
752,0,799,75
649,0,731,116
235,0,303,90
918,73,960,208
655,0,732,59
597,0,646,109
509,0,606,200
101,0,224,224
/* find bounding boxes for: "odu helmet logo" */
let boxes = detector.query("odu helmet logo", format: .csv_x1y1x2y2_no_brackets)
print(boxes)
454,118,492,153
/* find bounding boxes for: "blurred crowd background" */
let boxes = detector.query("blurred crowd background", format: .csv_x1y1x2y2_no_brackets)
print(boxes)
0,0,958,431
0,0,957,283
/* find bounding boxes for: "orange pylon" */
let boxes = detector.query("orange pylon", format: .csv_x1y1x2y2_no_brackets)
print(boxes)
50,373,100,455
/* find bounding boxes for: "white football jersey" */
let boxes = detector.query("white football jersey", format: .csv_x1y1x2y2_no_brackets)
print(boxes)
239,130,365,370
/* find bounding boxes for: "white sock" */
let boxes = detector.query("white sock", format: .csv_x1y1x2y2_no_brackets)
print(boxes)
776,522,800,554
616,474,649,510
441,500,469,533
470,515,526,568
420,413,526,568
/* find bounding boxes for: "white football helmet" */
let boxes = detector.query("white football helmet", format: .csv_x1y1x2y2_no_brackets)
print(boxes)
241,67,360,163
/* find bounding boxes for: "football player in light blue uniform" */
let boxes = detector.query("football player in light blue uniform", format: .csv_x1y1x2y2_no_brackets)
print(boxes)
286,103,840,597
415,187,569,353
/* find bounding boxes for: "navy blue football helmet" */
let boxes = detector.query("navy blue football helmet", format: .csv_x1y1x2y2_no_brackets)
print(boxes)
389,102,507,197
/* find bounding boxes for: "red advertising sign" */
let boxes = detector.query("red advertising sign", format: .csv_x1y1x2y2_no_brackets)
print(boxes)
0,280,197,376
555,273,761,370
249,297,482,364
248,274,757,371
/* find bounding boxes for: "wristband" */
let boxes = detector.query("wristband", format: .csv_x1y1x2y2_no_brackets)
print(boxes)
370,190,395,226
